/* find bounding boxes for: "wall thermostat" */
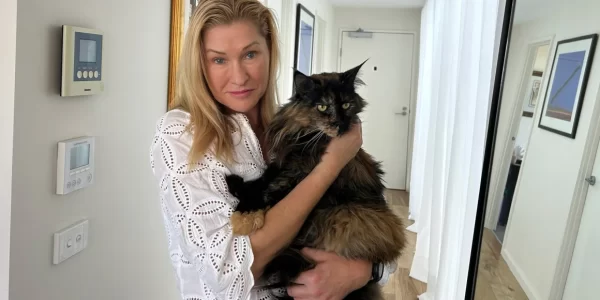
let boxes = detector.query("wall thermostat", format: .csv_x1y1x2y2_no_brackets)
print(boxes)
56,136,95,195
61,25,104,97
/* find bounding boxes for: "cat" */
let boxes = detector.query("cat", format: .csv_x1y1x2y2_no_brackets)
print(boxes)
226,61,407,300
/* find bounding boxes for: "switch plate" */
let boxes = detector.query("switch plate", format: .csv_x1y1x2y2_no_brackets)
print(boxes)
53,219,89,265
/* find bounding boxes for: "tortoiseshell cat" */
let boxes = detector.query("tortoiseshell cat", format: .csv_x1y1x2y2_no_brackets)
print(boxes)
226,61,406,300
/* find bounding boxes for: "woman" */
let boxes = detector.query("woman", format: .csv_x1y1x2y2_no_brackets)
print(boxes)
150,0,393,299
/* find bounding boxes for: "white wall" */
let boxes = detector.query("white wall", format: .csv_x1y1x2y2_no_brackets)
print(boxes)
266,0,336,104
514,116,533,150
332,7,421,190
9,0,178,299
332,7,421,74
0,0,17,298
499,1,600,298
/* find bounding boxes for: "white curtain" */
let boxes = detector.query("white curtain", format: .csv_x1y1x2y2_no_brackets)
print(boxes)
407,0,504,299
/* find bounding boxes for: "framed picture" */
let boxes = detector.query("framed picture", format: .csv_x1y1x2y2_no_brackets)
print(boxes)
538,34,598,138
167,0,201,109
293,4,315,76
522,71,543,117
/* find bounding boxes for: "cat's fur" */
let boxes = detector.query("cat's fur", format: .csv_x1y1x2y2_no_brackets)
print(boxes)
226,61,407,300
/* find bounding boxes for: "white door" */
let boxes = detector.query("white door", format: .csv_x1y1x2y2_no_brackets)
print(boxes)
562,144,600,299
340,31,414,190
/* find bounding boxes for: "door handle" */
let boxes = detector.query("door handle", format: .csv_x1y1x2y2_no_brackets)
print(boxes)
585,175,596,186
395,112,408,116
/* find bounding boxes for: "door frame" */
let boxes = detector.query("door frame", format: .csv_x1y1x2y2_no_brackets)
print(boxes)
337,28,418,191
1,0,17,298
548,82,600,299
484,35,554,230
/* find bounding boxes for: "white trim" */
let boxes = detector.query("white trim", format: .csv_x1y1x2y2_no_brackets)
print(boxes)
548,82,600,300
0,0,17,298
502,248,542,300
337,28,418,191
484,35,555,230
313,15,327,74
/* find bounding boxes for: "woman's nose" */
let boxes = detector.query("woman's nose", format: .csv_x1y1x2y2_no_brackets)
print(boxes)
231,62,249,86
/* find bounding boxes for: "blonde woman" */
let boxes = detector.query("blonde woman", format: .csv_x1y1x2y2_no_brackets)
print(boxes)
150,0,393,299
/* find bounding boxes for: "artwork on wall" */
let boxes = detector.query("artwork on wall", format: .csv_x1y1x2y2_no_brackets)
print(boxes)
293,4,315,76
522,70,543,117
538,34,598,138
167,0,201,109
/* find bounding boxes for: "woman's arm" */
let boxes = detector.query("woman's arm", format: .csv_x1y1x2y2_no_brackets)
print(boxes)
249,122,364,278
248,162,340,277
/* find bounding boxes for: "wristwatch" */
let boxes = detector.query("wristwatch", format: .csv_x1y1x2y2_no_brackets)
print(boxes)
370,262,384,283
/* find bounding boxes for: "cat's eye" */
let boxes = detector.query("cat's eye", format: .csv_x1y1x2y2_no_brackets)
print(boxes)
317,105,328,112
342,103,351,109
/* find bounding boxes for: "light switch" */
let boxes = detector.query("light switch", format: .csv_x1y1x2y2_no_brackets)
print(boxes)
53,219,89,265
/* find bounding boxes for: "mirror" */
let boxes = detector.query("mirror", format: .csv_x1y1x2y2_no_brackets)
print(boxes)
470,0,600,299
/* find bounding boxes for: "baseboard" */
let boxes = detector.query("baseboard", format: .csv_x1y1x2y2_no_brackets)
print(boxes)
501,248,542,300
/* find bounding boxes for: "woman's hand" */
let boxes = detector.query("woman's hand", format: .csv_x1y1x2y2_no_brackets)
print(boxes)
286,247,371,300
319,120,363,177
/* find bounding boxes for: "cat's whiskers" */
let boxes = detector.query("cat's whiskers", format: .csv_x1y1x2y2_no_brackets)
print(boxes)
302,131,324,154
294,128,319,141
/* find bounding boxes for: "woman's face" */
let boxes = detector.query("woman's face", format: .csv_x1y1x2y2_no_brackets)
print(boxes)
203,21,270,115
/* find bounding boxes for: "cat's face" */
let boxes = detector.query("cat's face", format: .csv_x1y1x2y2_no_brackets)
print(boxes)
291,62,367,137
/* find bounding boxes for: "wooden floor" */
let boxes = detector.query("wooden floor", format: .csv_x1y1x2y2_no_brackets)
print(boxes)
381,189,427,300
474,228,528,300
382,190,527,300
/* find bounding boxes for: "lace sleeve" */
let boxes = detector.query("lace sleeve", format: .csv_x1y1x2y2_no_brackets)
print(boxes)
150,112,258,300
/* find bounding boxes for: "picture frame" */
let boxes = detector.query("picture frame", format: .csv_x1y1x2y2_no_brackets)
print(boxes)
522,70,543,117
538,33,598,138
293,4,315,76
168,0,200,109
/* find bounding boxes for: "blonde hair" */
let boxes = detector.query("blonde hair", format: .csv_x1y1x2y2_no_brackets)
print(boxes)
172,0,280,164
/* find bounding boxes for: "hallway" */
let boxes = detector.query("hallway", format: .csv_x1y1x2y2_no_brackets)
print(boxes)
382,190,427,299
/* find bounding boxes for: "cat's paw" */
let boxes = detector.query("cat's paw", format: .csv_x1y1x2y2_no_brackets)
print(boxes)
230,210,266,235
225,174,244,198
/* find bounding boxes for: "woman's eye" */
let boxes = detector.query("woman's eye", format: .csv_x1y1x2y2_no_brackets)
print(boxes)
317,105,328,112
342,103,351,109
245,51,257,59
213,58,225,64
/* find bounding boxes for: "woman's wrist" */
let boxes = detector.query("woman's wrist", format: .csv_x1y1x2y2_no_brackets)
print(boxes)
314,159,343,182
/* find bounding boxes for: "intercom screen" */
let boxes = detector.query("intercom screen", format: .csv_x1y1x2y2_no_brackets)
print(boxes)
79,39,97,63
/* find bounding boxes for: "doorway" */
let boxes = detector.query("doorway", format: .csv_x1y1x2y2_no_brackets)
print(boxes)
493,42,550,243
338,30,415,190
561,115,600,299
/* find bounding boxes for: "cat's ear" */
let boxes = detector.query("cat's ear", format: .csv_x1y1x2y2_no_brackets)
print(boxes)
293,70,315,94
341,59,368,87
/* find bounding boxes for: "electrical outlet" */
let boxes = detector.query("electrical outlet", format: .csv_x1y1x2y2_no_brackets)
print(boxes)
53,219,89,265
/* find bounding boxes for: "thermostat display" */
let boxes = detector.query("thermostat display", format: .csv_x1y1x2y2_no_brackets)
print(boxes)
57,136,95,195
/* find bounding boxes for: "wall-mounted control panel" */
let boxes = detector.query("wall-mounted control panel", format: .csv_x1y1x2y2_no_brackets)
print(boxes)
56,136,95,195
61,25,104,96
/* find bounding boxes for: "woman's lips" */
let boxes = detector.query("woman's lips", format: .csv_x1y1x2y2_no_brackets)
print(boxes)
229,89,254,98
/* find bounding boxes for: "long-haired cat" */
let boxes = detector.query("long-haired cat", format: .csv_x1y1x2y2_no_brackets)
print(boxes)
226,61,406,300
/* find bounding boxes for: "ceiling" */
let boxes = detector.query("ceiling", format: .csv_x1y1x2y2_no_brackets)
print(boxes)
329,0,426,8
329,0,555,25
